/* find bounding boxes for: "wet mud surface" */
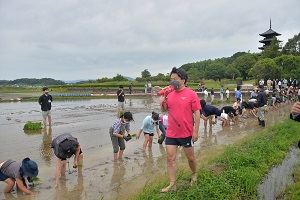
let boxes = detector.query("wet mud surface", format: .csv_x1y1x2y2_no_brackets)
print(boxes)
0,98,292,199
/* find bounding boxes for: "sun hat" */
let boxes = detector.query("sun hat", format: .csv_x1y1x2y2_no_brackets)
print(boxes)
21,157,39,177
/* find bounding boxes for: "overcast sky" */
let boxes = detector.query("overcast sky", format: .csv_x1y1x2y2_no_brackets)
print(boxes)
0,0,299,81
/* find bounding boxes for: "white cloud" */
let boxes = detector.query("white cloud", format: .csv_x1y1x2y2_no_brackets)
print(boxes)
0,0,299,80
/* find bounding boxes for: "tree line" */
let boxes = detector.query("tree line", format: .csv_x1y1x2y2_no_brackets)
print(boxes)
0,78,65,86
181,32,300,83
97,32,300,84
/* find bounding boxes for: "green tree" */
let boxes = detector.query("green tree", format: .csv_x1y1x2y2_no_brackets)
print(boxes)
249,58,280,80
282,32,300,56
274,55,300,79
151,73,167,81
141,69,151,78
204,62,225,81
96,77,111,83
187,67,201,82
231,53,257,80
135,77,146,82
112,74,128,81
224,64,241,80
260,37,282,59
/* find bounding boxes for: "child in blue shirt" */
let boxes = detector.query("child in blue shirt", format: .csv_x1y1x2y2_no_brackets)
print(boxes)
137,112,161,151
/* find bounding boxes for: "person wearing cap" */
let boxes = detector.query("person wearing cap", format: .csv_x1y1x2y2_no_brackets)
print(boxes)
51,133,83,188
117,85,126,117
256,85,268,127
38,87,53,126
160,67,201,192
109,111,134,160
137,112,161,151
0,158,38,195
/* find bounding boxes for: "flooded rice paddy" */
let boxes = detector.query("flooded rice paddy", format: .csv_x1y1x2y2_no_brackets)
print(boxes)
0,97,294,199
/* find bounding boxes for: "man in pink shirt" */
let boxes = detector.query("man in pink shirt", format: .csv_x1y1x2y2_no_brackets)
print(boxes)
161,67,201,192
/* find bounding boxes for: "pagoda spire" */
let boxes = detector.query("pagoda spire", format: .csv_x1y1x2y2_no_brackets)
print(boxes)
258,19,281,50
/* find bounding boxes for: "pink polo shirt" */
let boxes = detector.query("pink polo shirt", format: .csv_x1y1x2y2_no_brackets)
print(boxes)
166,87,201,138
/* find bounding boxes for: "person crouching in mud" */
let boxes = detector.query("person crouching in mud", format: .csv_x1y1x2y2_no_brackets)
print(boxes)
0,158,39,195
51,133,83,188
109,111,134,160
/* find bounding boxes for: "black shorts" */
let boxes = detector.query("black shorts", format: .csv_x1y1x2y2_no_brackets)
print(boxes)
61,148,83,161
165,136,193,148
144,132,154,137
0,171,9,181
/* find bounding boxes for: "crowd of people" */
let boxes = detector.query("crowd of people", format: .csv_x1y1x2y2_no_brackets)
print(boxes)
200,82,300,128
1,72,300,196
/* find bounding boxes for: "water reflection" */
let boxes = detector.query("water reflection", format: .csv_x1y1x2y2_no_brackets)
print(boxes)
54,174,84,200
110,160,126,192
39,127,53,166
202,127,217,147
23,129,42,135
142,150,154,171
156,145,166,164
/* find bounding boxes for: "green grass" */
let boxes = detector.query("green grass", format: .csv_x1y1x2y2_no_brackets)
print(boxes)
132,119,300,200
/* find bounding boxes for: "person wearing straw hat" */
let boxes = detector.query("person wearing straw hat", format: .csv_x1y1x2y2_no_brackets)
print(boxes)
51,133,83,188
0,158,39,194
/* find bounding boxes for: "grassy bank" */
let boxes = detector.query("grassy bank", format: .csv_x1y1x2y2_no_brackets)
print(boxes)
132,119,300,200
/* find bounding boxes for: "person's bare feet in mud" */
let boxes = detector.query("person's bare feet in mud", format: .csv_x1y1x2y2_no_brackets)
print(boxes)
160,183,176,193
190,172,197,186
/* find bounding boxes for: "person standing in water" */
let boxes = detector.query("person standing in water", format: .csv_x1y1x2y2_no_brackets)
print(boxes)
160,67,201,192
117,85,126,117
38,87,52,126
109,111,134,160
137,112,161,151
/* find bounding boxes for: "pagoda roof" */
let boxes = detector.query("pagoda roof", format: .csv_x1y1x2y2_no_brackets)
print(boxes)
259,37,282,43
259,38,273,43
259,28,281,37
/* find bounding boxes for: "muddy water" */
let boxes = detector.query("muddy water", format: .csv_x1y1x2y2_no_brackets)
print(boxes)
0,98,292,200
257,146,300,200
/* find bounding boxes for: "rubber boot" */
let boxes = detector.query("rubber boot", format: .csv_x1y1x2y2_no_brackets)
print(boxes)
258,118,262,125
261,120,265,127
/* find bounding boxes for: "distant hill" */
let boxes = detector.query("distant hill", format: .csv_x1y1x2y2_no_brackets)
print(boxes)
125,77,135,81
0,78,66,86
64,79,89,84
69,77,135,84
